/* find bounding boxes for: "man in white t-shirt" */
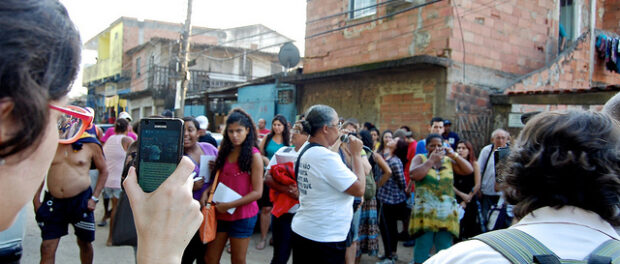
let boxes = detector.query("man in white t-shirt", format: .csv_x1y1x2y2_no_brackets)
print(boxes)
290,105,366,264
477,128,510,218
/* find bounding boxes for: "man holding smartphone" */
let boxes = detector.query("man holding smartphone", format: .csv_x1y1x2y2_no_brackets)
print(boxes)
33,126,108,264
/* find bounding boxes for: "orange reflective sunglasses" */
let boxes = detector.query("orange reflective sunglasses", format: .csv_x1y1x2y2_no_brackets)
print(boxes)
49,104,94,144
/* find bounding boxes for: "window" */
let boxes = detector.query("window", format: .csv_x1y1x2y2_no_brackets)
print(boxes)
560,0,577,40
559,0,576,51
136,57,142,77
349,0,376,19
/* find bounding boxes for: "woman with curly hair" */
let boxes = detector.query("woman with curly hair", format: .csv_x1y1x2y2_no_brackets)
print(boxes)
203,108,263,264
426,110,620,263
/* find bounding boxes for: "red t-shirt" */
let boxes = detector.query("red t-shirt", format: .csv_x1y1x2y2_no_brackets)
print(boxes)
405,140,418,192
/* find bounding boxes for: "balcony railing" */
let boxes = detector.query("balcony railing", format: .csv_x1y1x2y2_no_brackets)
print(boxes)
82,58,122,85
145,66,246,97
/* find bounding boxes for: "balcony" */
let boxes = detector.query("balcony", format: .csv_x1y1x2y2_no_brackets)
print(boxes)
82,58,122,86
144,66,246,98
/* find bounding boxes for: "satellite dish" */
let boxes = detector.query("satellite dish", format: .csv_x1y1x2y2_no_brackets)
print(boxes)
278,43,300,69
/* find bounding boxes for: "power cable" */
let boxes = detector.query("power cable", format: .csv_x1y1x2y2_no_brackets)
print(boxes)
306,0,443,39
306,0,400,24
304,0,510,59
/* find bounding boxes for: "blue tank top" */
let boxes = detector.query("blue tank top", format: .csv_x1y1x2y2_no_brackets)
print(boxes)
265,138,285,160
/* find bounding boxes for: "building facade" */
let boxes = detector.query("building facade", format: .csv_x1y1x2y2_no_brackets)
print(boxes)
83,17,290,124
296,0,620,149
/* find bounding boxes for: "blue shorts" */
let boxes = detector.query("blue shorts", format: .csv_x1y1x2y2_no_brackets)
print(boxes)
35,187,95,242
217,215,257,238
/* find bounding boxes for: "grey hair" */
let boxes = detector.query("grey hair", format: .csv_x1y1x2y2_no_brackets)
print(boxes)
603,92,620,123
301,105,337,136
491,128,509,140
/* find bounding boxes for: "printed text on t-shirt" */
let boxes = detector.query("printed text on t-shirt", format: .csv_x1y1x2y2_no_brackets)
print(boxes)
297,162,312,195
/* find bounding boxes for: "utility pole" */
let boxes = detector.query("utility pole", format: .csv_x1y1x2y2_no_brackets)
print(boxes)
175,0,193,117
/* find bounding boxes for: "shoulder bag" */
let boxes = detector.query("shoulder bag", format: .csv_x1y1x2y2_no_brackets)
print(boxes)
199,170,220,244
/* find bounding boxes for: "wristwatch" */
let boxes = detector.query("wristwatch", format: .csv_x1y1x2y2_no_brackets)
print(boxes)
91,196,99,203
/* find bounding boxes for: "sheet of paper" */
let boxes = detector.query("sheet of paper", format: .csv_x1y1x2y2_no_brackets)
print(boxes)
275,150,297,164
199,155,216,180
213,182,242,214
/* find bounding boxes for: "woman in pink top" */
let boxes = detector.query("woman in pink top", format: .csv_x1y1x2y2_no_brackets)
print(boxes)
203,108,263,264
101,118,133,246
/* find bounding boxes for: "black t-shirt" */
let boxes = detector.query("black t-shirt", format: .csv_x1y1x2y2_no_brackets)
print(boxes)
198,133,218,148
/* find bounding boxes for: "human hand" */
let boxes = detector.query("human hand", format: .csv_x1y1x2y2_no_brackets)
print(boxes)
460,201,467,209
123,157,203,264
87,199,96,211
347,136,363,155
214,202,231,214
208,160,215,172
286,185,299,199
429,147,445,163
466,193,474,203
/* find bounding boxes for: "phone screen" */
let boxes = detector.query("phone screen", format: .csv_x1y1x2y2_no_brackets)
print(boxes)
137,119,183,192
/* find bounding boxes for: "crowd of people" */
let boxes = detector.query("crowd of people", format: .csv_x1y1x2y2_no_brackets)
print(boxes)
1,1,620,264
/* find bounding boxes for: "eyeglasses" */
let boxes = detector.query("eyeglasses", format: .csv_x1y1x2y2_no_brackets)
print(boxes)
49,104,94,144
328,121,343,130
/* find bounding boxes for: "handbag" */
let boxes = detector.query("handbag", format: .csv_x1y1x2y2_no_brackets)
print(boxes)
111,191,137,246
199,170,220,244
486,197,512,231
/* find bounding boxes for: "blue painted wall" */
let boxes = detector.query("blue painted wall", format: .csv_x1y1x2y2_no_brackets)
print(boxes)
233,83,296,129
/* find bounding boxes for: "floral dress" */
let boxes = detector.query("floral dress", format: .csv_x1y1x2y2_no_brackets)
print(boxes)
408,154,459,238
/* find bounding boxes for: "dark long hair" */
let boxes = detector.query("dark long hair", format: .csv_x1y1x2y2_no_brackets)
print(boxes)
0,0,81,158
457,140,477,164
213,108,258,176
261,114,290,154
377,130,393,153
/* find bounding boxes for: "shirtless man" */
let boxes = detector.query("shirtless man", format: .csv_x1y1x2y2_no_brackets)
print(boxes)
34,140,108,264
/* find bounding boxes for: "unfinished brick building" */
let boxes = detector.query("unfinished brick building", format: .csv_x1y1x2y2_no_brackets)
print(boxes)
283,0,620,149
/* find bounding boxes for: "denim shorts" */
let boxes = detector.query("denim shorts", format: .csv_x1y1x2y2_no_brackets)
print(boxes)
103,187,122,199
217,215,257,238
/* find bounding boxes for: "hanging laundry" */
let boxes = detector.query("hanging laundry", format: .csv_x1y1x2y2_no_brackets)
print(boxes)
596,34,620,74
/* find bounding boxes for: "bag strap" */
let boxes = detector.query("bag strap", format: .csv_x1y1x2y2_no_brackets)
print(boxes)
294,142,322,180
206,170,220,204
588,239,620,264
480,144,494,182
474,228,559,264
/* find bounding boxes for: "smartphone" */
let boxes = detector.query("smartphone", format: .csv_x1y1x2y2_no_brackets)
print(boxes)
136,118,184,193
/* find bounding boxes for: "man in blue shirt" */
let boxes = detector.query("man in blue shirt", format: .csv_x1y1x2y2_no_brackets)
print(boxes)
415,117,450,155
441,119,460,149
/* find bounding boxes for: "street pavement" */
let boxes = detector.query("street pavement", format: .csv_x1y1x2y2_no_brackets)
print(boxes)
21,202,414,264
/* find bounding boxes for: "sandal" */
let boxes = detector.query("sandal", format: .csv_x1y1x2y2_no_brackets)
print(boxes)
256,239,267,250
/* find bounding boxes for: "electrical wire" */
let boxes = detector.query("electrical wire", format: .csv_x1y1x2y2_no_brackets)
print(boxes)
453,0,466,83
306,0,400,24
303,0,511,61
306,0,443,39
306,0,505,39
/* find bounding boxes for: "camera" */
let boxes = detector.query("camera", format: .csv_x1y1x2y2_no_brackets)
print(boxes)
340,132,357,143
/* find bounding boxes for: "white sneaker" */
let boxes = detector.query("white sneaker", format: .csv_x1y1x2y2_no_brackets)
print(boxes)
376,259,394,264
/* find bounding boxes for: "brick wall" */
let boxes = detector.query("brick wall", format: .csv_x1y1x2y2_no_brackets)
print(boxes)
305,0,562,76
449,0,560,75
506,32,620,92
298,67,445,138
601,0,620,34
305,0,453,73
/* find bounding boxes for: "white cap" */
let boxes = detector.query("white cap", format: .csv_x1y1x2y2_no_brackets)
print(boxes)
119,111,132,121
196,115,209,130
